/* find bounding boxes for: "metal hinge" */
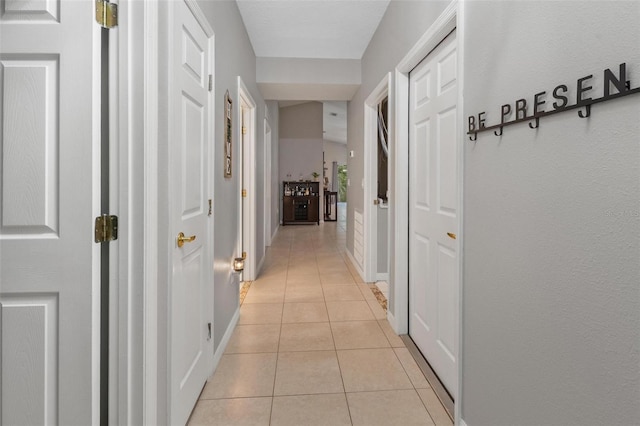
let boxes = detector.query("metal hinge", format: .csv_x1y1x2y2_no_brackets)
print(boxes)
208,199,212,216
242,126,247,135
242,251,247,260
208,75,213,92
95,215,118,243
242,189,247,198
207,322,212,341
95,0,118,29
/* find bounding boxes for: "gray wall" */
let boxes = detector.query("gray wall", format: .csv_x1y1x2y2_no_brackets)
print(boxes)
280,101,324,138
461,2,640,425
195,0,267,352
347,0,449,305
279,102,325,224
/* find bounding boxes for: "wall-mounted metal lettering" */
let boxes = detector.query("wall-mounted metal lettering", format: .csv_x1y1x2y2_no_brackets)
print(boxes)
467,63,640,141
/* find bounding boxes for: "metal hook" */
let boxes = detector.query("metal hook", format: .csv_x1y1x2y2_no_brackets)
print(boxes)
578,104,591,118
528,117,540,129
469,132,477,141
494,127,503,136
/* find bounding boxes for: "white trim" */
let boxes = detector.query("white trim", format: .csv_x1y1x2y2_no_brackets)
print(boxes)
112,0,149,423
237,77,257,281
454,3,466,425
376,273,389,282
184,0,213,37
363,73,392,283
386,310,397,331
264,117,272,247
211,305,240,371
271,223,280,243
458,419,468,426
256,253,265,278
143,0,159,424
391,0,462,420
392,0,457,334
345,248,366,283
92,6,102,423
396,1,458,73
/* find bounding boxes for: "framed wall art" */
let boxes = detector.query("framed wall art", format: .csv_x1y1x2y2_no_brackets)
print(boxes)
224,90,233,178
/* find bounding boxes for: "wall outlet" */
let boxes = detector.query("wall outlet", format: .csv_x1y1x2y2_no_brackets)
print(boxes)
349,150,354,158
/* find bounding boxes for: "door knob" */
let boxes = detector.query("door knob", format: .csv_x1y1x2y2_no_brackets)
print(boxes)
177,232,196,248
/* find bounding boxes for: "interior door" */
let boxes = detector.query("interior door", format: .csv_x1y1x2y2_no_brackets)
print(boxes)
169,1,213,424
0,1,100,424
408,30,459,398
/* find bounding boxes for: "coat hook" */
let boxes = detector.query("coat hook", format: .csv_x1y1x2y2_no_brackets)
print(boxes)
528,117,540,129
578,104,591,118
494,127,503,136
469,132,477,141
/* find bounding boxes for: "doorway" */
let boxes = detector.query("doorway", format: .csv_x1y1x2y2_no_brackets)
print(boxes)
364,74,392,285
238,77,257,281
408,29,459,400
167,1,215,424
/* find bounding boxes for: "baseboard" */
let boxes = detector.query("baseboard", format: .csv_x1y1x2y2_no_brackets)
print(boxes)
271,224,279,242
376,272,389,282
256,253,265,277
386,309,397,331
345,249,366,282
459,419,468,426
211,306,240,373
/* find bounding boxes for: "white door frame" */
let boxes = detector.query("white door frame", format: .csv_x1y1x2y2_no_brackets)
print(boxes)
118,0,215,423
390,0,464,422
264,117,273,247
237,77,257,281
111,0,149,423
364,73,392,283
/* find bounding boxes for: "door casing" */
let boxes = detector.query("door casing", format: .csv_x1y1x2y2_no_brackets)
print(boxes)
237,77,257,281
364,73,392,284
389,1,464,423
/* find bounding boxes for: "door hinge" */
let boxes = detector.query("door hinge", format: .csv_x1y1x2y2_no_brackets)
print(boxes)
208,199,212,216
242,126,247,135
95,215,118,243
95,0,118,29
207,322,212,341
208,75,213,92
242,189,247,198
242,251,247,260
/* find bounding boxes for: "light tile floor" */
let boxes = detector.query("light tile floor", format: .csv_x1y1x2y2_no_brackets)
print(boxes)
189,223,452,426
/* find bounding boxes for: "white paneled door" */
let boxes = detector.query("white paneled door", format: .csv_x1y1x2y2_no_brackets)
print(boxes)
169,1,214,424
0,1,100,424
408,30,459,398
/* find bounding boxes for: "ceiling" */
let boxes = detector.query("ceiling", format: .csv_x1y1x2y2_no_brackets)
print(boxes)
237,1,383,143
323,101,347,144
236,0,391,60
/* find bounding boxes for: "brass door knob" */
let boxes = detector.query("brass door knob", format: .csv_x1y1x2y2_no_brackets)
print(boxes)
177,232,196,248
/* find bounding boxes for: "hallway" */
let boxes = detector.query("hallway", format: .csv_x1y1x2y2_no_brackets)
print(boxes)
188,222,452,425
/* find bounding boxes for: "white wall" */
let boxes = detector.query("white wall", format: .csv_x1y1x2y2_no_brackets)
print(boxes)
461,2,640,424
347,0,450,308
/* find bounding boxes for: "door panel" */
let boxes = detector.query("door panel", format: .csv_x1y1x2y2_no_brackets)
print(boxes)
408,30,458,399
1,1,99,424
169,1,213,424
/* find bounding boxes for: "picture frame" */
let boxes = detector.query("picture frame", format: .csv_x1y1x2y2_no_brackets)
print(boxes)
224,90,233,178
